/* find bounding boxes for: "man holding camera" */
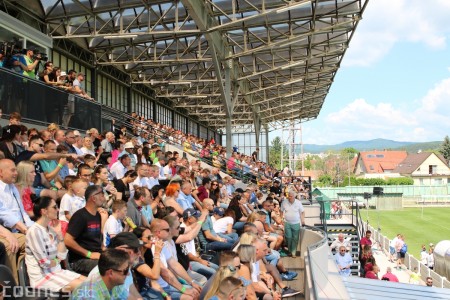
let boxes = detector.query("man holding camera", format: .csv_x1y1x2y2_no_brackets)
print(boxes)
19,48,41,78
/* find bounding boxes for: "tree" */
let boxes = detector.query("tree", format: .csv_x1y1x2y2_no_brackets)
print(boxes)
269,136,287,169
439,135,450,162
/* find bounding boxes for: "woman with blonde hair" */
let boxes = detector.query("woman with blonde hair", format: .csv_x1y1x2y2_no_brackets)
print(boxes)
239,232,258,246
47,123,59,140
16,160,38,218
80,136,95,156
204,263,240,300
236,244,257,300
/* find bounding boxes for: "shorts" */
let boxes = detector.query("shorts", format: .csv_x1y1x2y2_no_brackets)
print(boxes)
397,252,405,259
389,246,395,255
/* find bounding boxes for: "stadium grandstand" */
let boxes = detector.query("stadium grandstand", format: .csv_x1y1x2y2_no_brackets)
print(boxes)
2,0,450,299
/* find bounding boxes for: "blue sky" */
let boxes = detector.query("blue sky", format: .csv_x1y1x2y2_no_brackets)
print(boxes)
299,0,450,145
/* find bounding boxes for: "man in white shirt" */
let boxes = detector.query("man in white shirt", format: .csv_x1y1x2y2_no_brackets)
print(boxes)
330,233,351,253
280,191,305,258
130,163,148,199
110,154,131,180
0,159,30,283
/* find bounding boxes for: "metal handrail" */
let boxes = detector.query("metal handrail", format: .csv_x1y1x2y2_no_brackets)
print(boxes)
305,224,328,300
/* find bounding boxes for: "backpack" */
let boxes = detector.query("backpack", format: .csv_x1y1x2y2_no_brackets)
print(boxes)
400,243,408,254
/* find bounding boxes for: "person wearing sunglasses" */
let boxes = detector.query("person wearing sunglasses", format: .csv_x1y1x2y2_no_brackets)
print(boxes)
149,218,200,300
334,245,353,276
72,249,131,299
64,185,106,276
25,196,86,293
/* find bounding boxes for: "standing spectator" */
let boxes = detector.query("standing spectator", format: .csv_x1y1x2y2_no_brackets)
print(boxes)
19,47,40,78
281,191,305,258
395,234,406,270
72,73,93,100
360,230,372,253
420,244,429,267
25,196,85,292
252,148,259,162
64,185,107,275
359,245,375,277
381,267,399,282
334,245,353,276
71,249,130,299
389,234,400,263
427,248,434,270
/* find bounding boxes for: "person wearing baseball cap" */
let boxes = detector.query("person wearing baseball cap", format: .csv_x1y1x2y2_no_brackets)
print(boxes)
85,232,143,299
181,208,219,279
119,142,137,168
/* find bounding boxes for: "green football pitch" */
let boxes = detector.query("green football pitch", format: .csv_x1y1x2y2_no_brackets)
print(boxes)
360,207,450,257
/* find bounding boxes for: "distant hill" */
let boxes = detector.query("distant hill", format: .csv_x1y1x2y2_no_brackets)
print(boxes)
301,138,442,154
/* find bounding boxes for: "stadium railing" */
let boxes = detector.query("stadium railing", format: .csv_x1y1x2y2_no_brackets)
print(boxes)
0,67,101,130
367,224,449,288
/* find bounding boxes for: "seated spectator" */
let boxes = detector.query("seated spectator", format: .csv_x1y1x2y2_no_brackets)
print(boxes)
104,201,128,247
64,185,108,276
25,197,85,292
330,233,351,253
164,182,184,216
0,125,21,161
113,170,137,203
59,178,88,223
235,244,258,300
80,136,96,156
110,154,131,180
72,249,130,299
131,228,165,299
163,215,208,286
126,187,151,228
209,276,246,300
16,136,74,200
381,267,399,282
364,263,379,279
92,164,117,208
15,160,38,219
177,182,201,211
193,177,211,203
150,218,200,300
334,246,353,276
199,199,234,251
39,140,67,190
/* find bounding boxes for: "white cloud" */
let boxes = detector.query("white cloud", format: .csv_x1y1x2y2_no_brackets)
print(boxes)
343,0,450,67
303,77,450,144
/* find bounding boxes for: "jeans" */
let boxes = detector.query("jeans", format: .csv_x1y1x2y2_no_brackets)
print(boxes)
218,232,239,244
190,261,219,279
187,269,208,286
284,222,301,255
206,240,234,251
233,221,245,232
162,285,191,300
265,249,281,266
71,258,99,276
140,287,164,299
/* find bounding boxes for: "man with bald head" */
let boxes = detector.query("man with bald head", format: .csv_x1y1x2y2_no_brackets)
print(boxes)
150,218,200,300
198,199,234,251
101,132,115,152
330,233,351,253
0,159,31,282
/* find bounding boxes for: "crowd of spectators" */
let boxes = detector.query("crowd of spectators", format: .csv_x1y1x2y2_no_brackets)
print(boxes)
0,111,311,299
0,46,94,101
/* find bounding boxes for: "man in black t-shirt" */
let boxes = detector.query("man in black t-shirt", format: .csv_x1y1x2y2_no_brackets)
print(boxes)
270,179,282,201
64,185,107,276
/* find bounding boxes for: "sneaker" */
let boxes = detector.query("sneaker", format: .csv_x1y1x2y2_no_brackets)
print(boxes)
281,273,293,281
281,287,301,298
287,271,298,279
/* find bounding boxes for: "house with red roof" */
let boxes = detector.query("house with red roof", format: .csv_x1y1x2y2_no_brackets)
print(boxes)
393,152,450,185
353,150,408,178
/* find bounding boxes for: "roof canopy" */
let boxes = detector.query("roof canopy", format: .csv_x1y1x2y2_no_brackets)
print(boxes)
8,0,368,133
